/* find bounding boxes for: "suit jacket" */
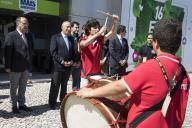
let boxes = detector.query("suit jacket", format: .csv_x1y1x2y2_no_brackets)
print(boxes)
50,33,75,71
109,35,129,72
71,35,81,63
4,30,33,72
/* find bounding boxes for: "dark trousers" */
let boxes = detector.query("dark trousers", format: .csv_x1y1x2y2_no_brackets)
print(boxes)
48,71,70,106
109,66,126,76
71,66,81,89
9,70,28,107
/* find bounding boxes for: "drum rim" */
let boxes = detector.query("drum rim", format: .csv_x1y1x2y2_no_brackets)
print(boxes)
60,93,118,128
88,74,115,84
88,78,115,87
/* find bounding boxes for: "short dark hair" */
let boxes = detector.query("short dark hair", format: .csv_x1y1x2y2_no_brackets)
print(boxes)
147,32,153,36
84,19,100,35
71,21,79,27
153,19,182,54
117,25,126,34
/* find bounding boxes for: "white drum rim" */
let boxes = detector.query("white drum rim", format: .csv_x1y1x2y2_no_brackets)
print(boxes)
60,93,119,128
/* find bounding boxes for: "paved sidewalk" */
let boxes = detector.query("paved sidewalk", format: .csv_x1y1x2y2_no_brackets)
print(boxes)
0,82,63,128
0,72,73,128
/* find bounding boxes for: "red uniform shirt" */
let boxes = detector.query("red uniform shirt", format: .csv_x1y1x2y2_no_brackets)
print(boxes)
123,53,190,128
80,36,104,78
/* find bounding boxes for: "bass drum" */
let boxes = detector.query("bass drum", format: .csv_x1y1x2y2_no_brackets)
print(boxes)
60,75,130,128
60,93,128,128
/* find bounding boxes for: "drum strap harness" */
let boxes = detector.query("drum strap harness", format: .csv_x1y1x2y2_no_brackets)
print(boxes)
129,57,186,128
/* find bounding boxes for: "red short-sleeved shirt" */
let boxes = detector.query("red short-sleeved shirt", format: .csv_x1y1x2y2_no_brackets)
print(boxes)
123,53,189,128
80,36,104,78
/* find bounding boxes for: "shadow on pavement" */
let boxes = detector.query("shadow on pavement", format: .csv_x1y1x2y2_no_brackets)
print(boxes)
0,104,51,119
0,84,9,89
0,95,9,100
26,84,34,87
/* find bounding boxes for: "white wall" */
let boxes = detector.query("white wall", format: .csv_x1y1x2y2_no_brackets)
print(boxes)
172,0,192,71
121,0,136,71
70,0,122,30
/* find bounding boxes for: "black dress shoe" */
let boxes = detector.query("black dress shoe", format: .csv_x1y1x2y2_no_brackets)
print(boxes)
12,106,19,114
19,105,33,112
49,105,56,110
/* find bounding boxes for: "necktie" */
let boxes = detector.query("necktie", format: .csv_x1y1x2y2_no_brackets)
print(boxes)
21,34,28,46
21,34,29,59
64,36,69,50
120,38,123,46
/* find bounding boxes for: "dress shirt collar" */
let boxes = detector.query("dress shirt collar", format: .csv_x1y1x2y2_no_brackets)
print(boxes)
117,34,122,41
17,29,25,36
61,32,68,38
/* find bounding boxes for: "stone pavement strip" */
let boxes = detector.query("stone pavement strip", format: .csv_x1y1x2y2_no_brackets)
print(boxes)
0,75,192,128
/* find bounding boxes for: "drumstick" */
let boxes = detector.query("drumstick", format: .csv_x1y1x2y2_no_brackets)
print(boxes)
104,16,108,26
101,16,108,36
96,10,113,17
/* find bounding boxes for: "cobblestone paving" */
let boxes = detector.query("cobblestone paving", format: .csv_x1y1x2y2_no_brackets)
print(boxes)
0,81,73,128
0,75,191,128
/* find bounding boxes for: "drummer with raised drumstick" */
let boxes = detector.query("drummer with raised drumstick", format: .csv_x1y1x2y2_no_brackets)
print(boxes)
77,19,190,128
79,12,119,86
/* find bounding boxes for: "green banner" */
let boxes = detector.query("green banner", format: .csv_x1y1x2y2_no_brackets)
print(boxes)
0,0,18,10
0,0,59,16
131,0,184,57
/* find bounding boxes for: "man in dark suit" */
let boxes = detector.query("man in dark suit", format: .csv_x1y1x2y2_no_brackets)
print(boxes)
0,39,3,64
4,16,33,113
109,25,129,78
49,21,75,109
70,21,81,90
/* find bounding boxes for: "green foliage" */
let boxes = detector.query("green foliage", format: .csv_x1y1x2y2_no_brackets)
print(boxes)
164,0,172,18
131,35,146,52
176,47,182,57
133,0,143,17
132,0,155,51
164,5,184,21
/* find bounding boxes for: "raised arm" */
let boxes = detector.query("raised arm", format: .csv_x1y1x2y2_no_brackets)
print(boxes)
76,79,131,98
79,26,107,48
104,15,119,43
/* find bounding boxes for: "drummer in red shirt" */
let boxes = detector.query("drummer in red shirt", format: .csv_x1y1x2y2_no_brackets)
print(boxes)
79,15,119,86
77,19,190,128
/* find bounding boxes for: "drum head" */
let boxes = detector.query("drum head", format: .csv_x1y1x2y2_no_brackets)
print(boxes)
62,95,115,128
89,75,103,80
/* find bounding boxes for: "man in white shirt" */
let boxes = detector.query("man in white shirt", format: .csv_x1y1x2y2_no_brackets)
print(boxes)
49,21,75,109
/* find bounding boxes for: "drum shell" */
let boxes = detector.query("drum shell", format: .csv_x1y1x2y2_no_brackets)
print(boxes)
60,76,130,128
60,93,128,128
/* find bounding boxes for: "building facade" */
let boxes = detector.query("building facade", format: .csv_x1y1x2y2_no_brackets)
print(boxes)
0,0,69,72
1,0,191,72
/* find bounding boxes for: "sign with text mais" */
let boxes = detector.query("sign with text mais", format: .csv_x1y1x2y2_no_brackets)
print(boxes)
19,0,37,14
